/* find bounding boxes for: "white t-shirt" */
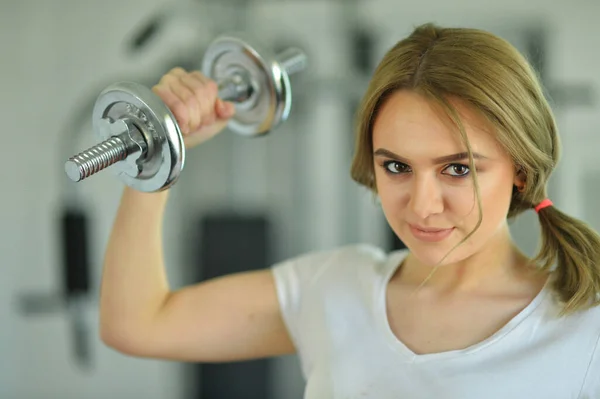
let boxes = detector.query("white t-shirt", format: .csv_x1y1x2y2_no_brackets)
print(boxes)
271,244,600,399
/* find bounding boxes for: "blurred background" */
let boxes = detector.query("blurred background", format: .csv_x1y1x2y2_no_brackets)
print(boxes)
0,0,598,398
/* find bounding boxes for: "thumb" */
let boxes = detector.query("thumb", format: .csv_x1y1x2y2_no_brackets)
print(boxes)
216,98,236,120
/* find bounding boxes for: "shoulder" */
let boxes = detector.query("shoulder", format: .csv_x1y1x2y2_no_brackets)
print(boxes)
278,243,390,264
270,243,395,287
270,243,409,313
269,244,407,377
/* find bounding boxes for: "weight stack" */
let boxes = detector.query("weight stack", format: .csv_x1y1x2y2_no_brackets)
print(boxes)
194,213,273,399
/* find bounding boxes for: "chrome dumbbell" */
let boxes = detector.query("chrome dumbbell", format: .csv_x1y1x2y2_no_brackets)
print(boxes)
64,35,307,192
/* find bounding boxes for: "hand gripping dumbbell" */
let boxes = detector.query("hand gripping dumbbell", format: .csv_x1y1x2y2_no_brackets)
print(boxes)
64,35,307,192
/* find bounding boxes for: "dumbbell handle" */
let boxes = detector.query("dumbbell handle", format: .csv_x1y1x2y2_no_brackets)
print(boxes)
65,48,306,184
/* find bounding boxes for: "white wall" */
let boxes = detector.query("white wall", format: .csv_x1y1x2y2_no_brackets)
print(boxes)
0,0,598,398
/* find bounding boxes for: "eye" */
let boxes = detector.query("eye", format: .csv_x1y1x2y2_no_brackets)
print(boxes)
444,164,470,177
383,161,409,174
381,161,471,178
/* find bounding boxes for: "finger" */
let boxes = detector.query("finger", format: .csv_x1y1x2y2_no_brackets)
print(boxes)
188,71,232,124
177,70,219,129
152,84,190,134
200,110,216,127
190,70,210,84
179,73,214,132
166,72,202,133
163,69,200,129
199,79,219,126
158,67,186,86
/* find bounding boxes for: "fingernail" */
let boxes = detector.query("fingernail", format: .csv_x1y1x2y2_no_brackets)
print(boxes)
226,102,236,116
216,98,225,113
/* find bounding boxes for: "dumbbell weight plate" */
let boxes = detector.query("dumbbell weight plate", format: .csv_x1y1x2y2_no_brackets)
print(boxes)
202,35,292,137
92,82,185,192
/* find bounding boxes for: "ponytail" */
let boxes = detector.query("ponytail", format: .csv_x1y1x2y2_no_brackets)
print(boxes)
533,204,600,315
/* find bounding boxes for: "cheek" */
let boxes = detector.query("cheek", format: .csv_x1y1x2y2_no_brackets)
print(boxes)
444,183,477,219
456,174,515,229
483,178,515,219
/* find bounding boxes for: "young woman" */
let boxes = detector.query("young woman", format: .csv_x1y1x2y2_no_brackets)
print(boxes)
99,23,600,398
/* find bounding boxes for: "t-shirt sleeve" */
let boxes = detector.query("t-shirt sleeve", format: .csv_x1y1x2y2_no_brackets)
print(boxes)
270,248,336,360
269,244,387,378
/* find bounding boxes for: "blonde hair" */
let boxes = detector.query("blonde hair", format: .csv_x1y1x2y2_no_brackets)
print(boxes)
350,23,600,315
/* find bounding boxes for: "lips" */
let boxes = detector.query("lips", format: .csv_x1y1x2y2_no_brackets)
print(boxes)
409,224,455,242
410,224,452,233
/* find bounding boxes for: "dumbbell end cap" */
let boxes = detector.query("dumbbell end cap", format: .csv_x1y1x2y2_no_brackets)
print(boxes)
93,82,185,192
65,160,83,182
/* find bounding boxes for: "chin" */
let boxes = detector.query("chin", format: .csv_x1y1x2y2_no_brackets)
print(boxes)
404,244,456,267
396,226,464,266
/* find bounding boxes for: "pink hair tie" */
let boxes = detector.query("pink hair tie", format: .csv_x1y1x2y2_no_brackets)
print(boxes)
534,198,553,213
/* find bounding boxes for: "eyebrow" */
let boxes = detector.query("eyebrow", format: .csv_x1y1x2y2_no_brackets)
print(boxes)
373,148,488,164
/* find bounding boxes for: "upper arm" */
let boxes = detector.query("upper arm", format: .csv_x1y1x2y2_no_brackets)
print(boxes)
105,245,359,365
119,268,296,362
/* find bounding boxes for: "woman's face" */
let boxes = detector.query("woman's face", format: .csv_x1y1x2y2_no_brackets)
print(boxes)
372,90,522,266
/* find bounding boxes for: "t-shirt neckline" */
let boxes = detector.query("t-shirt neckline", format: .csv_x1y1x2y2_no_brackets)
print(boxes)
376,249,552,363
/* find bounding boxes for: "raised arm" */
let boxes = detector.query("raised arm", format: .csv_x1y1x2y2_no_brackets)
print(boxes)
99,68,295,362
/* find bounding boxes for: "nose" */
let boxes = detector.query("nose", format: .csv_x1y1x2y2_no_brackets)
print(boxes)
408,174,444,219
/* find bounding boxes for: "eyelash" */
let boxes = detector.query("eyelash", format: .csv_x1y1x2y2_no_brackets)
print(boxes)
381,161,472,178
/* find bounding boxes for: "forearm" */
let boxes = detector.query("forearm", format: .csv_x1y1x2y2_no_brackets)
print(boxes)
99,186,171,344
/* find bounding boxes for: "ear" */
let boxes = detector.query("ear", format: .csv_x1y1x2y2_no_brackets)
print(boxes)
514,166,527,192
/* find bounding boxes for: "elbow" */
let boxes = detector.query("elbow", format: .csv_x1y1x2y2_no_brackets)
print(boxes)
100,321,149,357
98,295,171,357
100,324,132,354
